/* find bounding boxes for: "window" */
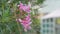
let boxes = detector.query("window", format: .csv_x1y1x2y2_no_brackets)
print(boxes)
43,19,45,23
43,30,45,33
47,30,49,33
43,24,46,27
50,18,53,22
43,24,50,28
51,24,53,27
46,24,50,27
47,19,49,23
51,30,53,33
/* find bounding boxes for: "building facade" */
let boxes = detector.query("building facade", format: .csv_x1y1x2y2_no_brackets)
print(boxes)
41,18,55,34
40,9,60,34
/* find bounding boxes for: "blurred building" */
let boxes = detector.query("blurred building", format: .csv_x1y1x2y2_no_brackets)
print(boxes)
41,9,60,34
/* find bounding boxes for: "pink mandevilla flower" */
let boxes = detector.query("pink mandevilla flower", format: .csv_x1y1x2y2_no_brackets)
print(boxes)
17,2,32,32
19,2,31,13
18,14,32,32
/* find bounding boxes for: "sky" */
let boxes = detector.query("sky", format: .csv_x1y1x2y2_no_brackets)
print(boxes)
39,0,60,13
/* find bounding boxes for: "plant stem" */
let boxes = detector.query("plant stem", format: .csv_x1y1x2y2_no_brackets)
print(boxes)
17,22,21,34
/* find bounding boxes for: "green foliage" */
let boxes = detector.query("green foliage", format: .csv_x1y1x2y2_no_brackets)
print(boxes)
37,0,45,4
0,0,44,34
30,11,40,34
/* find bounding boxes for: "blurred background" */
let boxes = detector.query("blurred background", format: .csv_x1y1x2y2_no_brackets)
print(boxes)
0,0,60,34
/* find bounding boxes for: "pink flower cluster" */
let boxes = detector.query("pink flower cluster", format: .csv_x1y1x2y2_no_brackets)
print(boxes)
18,14,32,32
17,2,32,32
18,2,31,13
